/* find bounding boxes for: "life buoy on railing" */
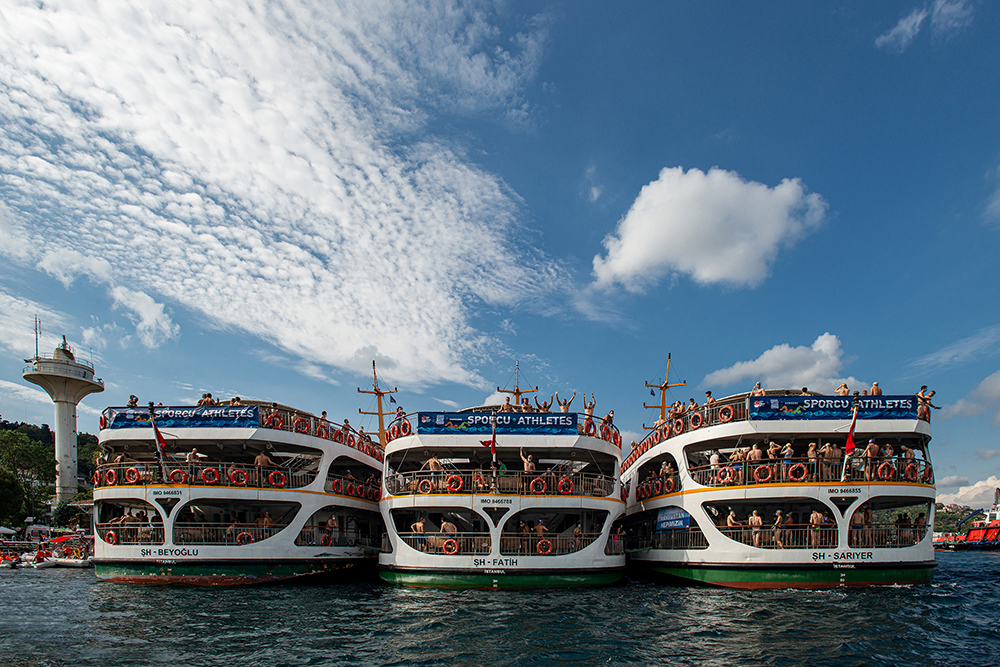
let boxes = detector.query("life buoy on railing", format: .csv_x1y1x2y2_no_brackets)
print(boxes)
753,464,773,484
620,485,627,501
652,479,662,496
357,484,367,499
124,467,140,484
664,477,676,494
443,538,459,555
236,532,254,546
316,423,330,439
293,417,309,433
673,418,685,435
168,468,187,485
446,475,463,493
904,463,919,482
613,431,622,448
651,430,661,445
719,405,734,423
923,465,933,483
689,413,703,429
201,467,220,485
269,470,286,488
105,469,118,486
417,479,433,494
536,539,552,555
265,413,284,430
388,424,400,441
93,471,101,486
346,433,356,448
230,469,248,486
788,463,808,483
584,420,597,436
332,478,342,494
374,487,382,501
717,466,735,484
601,424,612,441
399,420,412,436
99,415,108,430
105,530,117,545
558,477,574,495
877,461,894,481
333,430,344,443
345,482,356,497
530,477,547,494
320,534,332,547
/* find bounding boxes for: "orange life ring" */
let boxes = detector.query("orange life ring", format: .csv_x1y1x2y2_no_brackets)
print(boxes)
664,477,675,494
601,424,612,441
877,461,894,481
105,469,117,486
399,420,412,436
388,424,400,441
689,413,703,429
651,430,661,445
558,477,574,495
230,469,248,486
620,485,627,501
613,431,622,447
236,532,254,546
201,467,220,484
904,463,919,482
99,414,108,429
719,405,734,423
753,464,773,484
346,433,356,448
536,539,552,555
269,470,286,488
293,417,309,433
265,413,284,430
357,484,367,499
374,487,382,501
320,534,332,547
124,467,140,484
717,466,735,484
673,418,685,435
652,479,662,495
584,420,597,436
788,463,808,482
316,423,330,439
332,478,342,494
105,530,117,545
443,538,459,555
418,479,433,494
446,475,464,493
168,469,188,484
333,430,344,443
345,482,356,497
530,477,547,494
923,465,933,483
93,471,101,486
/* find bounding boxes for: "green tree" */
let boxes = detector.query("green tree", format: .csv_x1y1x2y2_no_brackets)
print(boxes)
0,430,57,518
0,468,24,525
78,431,99,482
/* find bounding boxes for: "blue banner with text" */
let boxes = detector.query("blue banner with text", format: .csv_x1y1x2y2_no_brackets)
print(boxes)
106,406,260,429
417,412,578,435
748,395,918,421
656,507,691,530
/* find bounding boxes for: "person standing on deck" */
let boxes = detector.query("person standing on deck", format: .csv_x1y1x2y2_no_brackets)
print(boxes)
555,391,576,413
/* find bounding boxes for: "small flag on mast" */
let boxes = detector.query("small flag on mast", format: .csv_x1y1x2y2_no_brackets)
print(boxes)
389,395,397,404
650,389,655,396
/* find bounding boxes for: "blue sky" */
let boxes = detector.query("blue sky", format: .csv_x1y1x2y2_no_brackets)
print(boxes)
1,1,999,507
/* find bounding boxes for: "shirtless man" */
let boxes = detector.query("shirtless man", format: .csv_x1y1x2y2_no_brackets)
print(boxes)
818,442,832,481
410,517,427,551
870,381,882,396
726,511,742,542
704,391,716,408
750,382,765,397
534,395,554,413
835,383,850,396
186,448,200,463
583,393,596,428
517,521,531,553
498,396,514,413
340,418,352,440
440,518,458,536
864,439,881,481
749,510,764,547
254,450,276,485
534,519,549,540
810,509,824,549
573,523,583,551
324,514,338,537
555,391,576,413
127,394,139,407
520,448,536,473
850,506,865,547
807,442,819,481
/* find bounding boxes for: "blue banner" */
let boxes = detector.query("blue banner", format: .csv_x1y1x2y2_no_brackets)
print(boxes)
106,406,260,429
656,507,691,530
748,395,918,421
417,411,578,435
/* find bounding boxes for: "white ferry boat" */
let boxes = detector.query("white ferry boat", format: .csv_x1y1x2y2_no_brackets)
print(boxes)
378,373,626,588
92,399,384,585
620,365,936,589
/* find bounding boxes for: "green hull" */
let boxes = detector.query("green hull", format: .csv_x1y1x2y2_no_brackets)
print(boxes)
93,558,376,586
379,567,623,589
636,560,935,589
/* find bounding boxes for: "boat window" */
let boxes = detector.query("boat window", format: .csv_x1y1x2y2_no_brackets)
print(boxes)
498,510,608,556
615,507,708,551
95,499,164,545
389,508,491,555
295,505,382,549
704,499,836,550
172,500,301,545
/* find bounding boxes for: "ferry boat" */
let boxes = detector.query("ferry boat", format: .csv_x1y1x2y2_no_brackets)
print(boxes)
619,359,936,589
378,366,626,588
92,386,386,585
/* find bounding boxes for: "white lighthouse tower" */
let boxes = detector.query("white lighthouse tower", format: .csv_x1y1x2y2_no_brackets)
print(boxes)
23,333,104,503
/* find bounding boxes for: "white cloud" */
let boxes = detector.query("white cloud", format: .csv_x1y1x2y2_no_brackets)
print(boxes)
937,475,1000,510
987,164,1000,223
434,398,460,408
0,288,71,358
937,475,969,488
0,0,561,389
592,167,826,292
482,391,506,406
930,0,975,37
913,324,1000,371
703,333,863,393
0,379,102,417
940,369,1000,424
876,8,929,52
977,449,1000,459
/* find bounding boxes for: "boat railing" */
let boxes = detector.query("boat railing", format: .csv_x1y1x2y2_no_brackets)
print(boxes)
605,533,627,555
385,470,617,498
95,523,165,545
396,531,492,555
293,527,380,548
714,522,929,549
257,408,386,460
498,533,602,556
633,474,681,500
173,522,289,545
687,457,933,488
628,528,710,551
323,474,382,501
94,461,318,490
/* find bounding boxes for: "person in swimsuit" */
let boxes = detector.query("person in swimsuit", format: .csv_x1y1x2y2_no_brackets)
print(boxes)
810,509,824,549
781,443,794,481
749,510,764,547
411,517,427,551
772,510,785,548
850,506,865,547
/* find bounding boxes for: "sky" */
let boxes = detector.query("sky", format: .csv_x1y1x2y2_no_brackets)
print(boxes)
1,1,999,508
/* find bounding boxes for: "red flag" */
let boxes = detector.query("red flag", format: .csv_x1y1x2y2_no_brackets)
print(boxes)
480,416,497,454
845,406,858,455
152,420,168,452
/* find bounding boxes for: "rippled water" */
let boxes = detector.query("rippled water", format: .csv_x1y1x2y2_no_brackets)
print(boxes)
2,553,999,666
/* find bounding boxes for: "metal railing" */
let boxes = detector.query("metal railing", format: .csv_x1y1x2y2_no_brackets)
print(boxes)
688,457,933,488
94,461,317,490
715,522,930,549
173,522,289,545
396,531,492,555
848,523,930,548
385,470,616,498
323,474,382,502
633,474,681,500
498,533,601,556
628,529,710,551
95,523,165,545
256,409,386,461
293,527,380,548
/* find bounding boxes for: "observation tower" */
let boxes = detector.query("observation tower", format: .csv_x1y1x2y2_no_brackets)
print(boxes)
23,335,104,503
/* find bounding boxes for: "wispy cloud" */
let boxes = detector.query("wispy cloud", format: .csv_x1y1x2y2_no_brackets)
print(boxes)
876,8,929,52
591,167,826,292
703,333,863,393
0,379,103,417
936,475,969,488
940,369,1000,424
912,324,1000,372
0,1,561,389
0,287,71,359
876,1,975,52
976,448,1000,459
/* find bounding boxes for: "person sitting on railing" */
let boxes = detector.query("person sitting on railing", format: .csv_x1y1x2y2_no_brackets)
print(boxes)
750,382,765,397
555,390,575,413
127,394,139,407
498,397,514,413
534,395,553,412
231,396,243,406
835,383,850,396
870,381,882,396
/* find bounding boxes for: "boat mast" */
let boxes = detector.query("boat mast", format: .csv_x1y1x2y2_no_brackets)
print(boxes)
357,361,397,446
642,353,687,430
496,361,538,406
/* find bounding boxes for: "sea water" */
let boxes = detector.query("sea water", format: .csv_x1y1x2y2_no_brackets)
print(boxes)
1,553,998,666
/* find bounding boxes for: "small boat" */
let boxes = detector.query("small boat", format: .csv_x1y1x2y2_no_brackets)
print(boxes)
941,489,1000,551
32,559,57,569
48,557,93,568
0,559,18,569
